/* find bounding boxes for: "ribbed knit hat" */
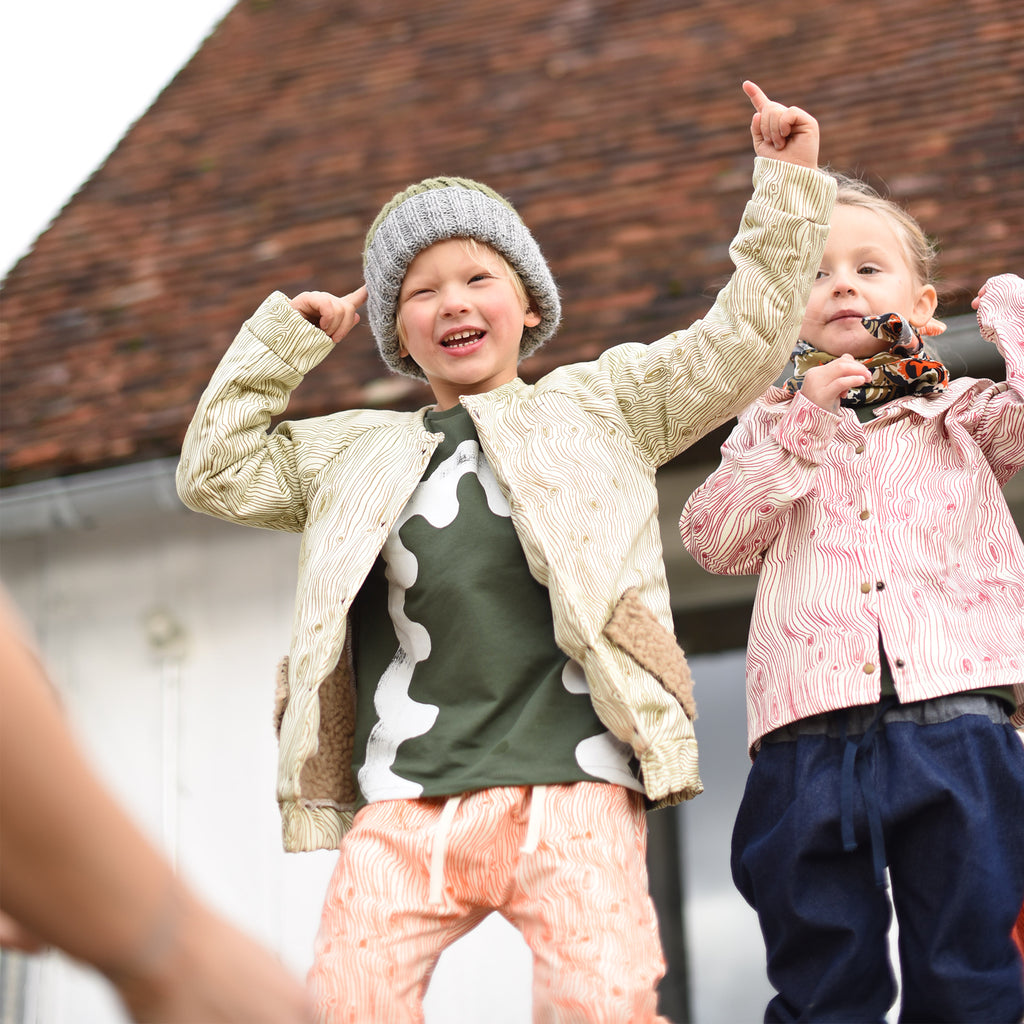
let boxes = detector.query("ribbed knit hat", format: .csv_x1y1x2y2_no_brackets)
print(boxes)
363,176,561,379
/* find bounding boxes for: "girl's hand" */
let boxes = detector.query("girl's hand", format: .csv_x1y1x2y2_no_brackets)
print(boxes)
743,81,820,170
289,286,368,344
799,355,871,414
972,273,1024,313
973,273,1024,349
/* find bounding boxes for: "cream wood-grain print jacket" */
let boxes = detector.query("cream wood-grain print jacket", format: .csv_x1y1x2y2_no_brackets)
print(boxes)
177,157,835,852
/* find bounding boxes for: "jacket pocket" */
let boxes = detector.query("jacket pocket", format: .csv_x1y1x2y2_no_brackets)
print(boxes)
298,653,359,807
603,587,697,720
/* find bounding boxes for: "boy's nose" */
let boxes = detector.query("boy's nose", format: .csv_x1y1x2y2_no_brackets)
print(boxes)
439,289,470,317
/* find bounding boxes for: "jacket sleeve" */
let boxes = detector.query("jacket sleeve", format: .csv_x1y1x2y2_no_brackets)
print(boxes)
175,292,339,531
960,273,1024,485
965,274,1024,728
595,157,835,468
678,391,839,575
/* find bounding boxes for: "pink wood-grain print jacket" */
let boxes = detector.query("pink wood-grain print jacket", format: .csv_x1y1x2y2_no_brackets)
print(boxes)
680,274,1024,753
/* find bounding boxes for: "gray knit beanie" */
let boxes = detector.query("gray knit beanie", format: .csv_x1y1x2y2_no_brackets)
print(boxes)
363,176,561,379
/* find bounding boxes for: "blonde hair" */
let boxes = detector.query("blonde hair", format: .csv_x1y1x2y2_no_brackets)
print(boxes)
828,171,937,287
396,237,533,348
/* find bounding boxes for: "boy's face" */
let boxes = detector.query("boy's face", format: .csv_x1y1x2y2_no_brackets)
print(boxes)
397,239,541,410
800,204,937,358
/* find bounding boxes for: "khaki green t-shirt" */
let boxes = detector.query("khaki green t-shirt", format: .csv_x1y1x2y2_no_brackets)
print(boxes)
349,403,643,806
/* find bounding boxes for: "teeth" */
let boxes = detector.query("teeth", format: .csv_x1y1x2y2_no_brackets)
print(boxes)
443,330,481,346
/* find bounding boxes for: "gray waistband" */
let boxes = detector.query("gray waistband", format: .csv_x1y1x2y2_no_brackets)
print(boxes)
762,693,1010,745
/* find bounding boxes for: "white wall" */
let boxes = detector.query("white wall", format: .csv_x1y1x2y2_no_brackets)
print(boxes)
679,651,773,1022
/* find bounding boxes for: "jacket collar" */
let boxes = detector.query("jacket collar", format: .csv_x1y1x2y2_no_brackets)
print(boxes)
766,377,975,423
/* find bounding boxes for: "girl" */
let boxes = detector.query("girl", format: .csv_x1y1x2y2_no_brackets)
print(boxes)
679,174,1024,1023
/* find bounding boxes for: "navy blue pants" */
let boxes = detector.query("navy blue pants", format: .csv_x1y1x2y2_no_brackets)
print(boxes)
732,699,1024,1023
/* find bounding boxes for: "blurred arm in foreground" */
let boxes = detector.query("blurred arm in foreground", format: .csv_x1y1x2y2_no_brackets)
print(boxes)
0,588,313,1023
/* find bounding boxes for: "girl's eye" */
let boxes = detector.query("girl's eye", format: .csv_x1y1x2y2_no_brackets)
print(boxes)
815,269,828,280
858,266,880,275
469,273,492,283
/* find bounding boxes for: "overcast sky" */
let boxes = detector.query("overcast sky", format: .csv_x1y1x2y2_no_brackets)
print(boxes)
1,0,236,279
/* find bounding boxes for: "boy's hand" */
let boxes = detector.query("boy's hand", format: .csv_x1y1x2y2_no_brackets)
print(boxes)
289,286,368,344
800,354,871,414
743,81,819,170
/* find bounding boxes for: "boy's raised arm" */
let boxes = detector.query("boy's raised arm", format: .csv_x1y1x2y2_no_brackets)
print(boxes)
176,288,364,529
601,81,833,465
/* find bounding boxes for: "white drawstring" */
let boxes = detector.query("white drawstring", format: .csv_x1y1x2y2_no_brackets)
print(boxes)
520,785,546,854
428,795,462,906
428,787,546,905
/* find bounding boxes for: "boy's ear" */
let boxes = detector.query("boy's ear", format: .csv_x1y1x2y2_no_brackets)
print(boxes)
398,340,409,358
910,284,938,329
524,309,542,328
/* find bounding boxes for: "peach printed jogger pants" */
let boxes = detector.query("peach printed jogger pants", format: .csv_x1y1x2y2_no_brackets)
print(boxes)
308,781,671,1024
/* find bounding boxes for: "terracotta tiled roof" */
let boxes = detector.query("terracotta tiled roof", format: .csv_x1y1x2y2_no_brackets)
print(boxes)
2,0,1021,486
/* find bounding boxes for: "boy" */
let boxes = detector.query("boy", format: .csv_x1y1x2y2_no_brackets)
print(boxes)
177,81,835,1022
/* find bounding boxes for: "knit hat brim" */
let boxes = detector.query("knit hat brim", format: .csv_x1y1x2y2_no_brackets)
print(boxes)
363,182,560,380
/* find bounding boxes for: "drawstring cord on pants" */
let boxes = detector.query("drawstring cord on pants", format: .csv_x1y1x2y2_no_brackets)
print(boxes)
839,696,898,889
520,785,546,854
426,786,548,906
428,795,463,906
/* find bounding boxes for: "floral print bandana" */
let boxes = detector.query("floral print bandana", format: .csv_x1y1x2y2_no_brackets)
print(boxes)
785,313,950,406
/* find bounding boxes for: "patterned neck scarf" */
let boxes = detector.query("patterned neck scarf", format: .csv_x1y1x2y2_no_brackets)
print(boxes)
785,313,949,406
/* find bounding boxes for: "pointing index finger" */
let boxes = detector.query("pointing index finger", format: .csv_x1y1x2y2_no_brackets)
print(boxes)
345,285,368,308
743,80,768,111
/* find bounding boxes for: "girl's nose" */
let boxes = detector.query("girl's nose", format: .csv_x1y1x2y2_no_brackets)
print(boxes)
832,271,857,296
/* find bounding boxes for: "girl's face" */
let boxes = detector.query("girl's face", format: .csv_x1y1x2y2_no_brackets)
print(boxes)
397,239,540,410
800,204,937,358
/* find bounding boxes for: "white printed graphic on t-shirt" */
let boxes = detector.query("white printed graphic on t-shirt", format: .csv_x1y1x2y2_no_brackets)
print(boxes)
562,660,644,792
358,440,509,799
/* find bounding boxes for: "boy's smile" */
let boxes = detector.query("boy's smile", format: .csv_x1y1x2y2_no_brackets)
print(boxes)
397,239,541,409
440,328,485,349
800,205,936,359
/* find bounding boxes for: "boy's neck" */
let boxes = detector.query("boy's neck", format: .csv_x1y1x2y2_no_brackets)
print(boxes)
429,375,522,410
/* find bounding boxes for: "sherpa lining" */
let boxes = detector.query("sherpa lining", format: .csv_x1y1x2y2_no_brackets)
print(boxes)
603,587,697,720
275,653,359,808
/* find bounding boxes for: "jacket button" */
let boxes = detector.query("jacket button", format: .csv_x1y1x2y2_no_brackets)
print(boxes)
895,659,905,668
860,582,871,593
859,509,871,520
876,581,885,591
862,662,875,674
854,444,865,454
